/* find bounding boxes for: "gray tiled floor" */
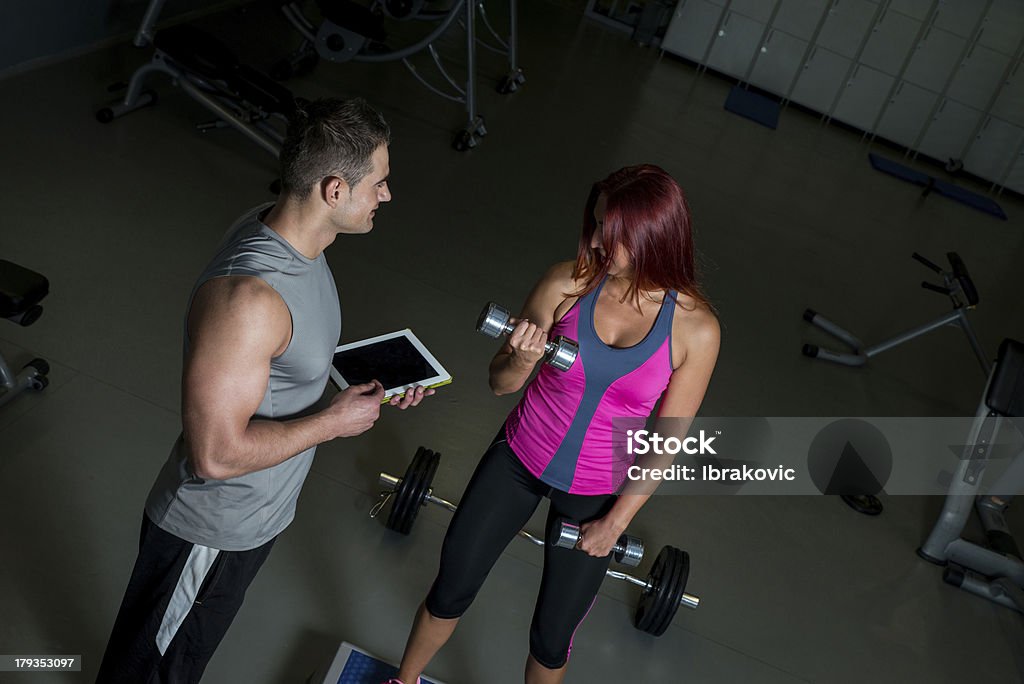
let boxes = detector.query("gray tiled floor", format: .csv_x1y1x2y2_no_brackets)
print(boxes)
2,1,1023,683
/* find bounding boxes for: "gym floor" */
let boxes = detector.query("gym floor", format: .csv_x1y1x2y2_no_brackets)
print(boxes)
1,1,1023,682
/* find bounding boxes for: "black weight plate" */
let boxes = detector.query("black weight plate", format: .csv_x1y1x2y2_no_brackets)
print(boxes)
635,545,684,635
634,545,670,632
403,449,440,533
395,447,432,534
386,446,426,533
652,547,688,637
643,546,683,636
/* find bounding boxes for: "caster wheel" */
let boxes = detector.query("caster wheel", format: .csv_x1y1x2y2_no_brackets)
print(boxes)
25,358,50,376
96,107,114,124
496,76,518,94
452,130,475,151
30,375,49,391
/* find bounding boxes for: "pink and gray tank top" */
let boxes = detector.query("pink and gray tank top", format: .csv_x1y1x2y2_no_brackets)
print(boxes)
506,277,677,495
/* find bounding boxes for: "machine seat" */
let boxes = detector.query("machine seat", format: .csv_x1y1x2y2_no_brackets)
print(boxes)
987,338,1024,417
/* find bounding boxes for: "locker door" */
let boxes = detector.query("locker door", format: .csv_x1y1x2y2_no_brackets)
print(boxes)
875,80,938,146
772,0,830,40
750,30,810,96
932,0,988,39
817,0,882,59
833,64,895,129
886,0,936,22
990,54,1024,127
977,0,1024,55
662,0,726,63
946,43,1013,110
728,0,777,24
1001,145,1024,193
902,26,965,93
790,46,852,111
706,11,766,79
963,116,1024,184
859,6,923,75
918,98,984,160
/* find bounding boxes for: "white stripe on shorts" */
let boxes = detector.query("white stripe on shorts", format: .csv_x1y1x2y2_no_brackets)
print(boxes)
155,543,220,655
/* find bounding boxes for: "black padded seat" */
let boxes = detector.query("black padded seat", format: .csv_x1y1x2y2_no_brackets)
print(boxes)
0,260,48,320
154,25,295,115
229,64,297,115
947,252,980,306
154,25,238,81
317,0,387,41
987,338,1024,417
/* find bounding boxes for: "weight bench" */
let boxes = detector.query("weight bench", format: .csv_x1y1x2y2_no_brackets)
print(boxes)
0,260,51,408
97,22,299,158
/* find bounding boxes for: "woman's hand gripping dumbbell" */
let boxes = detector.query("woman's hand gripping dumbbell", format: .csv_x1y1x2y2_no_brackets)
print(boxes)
476,301,579,371
549,518,644,566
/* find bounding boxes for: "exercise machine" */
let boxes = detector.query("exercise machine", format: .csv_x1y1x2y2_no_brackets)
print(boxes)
276,0,523,150
96,0,299,158
0,260,51,408
918,338,1024,612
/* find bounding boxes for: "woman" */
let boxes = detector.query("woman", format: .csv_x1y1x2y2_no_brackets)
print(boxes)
387,164,720,684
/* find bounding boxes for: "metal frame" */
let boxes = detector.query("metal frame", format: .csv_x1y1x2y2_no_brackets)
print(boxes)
803,253,990,376
918,358,1024,612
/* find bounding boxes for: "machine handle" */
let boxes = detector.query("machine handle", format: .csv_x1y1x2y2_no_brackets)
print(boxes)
921,281,950,296
912,252,943,274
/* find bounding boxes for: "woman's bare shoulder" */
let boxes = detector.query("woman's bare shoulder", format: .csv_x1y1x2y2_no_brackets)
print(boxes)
672,295,720,351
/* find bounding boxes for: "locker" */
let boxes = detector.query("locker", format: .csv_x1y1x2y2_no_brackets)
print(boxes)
750,30,810,96
790,46,853,111
662,0,726,62
833,64,895,129
875,80,939,146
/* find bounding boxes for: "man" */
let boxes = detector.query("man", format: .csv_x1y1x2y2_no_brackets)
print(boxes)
97,98,429,683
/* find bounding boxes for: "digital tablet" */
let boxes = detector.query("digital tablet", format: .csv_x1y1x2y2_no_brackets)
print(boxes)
329,328,452,401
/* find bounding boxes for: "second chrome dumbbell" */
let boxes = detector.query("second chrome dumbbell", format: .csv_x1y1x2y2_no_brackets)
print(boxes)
549,518,644,567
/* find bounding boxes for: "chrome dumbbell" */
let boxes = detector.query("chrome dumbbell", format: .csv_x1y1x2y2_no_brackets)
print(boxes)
476,301,578,371
549,518,644,567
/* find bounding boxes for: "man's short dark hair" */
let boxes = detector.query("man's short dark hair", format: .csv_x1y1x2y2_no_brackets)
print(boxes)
279,98,391,199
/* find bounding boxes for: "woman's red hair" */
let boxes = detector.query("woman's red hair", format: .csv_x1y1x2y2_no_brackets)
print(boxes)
572,164,708,309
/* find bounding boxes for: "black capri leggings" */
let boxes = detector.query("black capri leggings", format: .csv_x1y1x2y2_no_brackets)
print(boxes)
425,430,616,669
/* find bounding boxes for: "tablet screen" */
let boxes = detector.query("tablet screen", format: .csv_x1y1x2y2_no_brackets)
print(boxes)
330,329,452,399
332,336,437,388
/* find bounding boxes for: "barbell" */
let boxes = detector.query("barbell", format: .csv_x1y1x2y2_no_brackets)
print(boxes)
371,447,700,636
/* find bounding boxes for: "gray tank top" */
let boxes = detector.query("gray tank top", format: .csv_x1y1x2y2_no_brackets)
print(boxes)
145,204,342,550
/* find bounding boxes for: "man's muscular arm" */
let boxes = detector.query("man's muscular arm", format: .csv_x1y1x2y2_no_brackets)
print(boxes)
182,276,383,481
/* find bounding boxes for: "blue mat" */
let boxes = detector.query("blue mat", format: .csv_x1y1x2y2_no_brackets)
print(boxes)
724,85,780,129
868,153,1007,220
323,642,447,684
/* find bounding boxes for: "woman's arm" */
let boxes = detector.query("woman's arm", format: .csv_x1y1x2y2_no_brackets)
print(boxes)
489,261,576,395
